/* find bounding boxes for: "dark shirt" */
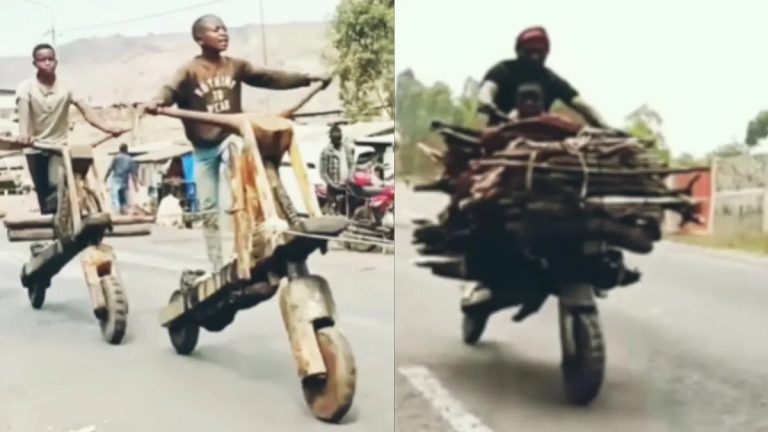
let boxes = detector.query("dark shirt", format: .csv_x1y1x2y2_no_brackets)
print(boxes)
483,59,579,114
153,56,312,148
109,153,137,186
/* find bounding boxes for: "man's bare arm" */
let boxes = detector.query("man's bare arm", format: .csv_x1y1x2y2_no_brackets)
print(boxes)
477,80,498,108
565,97,611,129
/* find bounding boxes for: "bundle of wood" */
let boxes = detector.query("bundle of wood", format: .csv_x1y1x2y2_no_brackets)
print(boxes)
412,116,701,292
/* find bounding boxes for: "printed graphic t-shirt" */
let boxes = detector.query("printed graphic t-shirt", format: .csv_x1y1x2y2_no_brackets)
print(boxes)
153,56,312,148
482,59,579,114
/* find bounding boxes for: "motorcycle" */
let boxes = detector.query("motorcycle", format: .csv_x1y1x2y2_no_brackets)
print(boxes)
413,113,697,406
319,158,394,252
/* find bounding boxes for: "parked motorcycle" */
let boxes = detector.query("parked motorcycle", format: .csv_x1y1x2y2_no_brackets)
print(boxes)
318,158,394,252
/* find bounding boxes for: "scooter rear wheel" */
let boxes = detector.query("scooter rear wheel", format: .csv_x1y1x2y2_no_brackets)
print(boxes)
25,245,47,310
560,309,605,405
302,326,356,423
346,207,378,253
461,312,489,345
167,290,199,355
27,282,46,310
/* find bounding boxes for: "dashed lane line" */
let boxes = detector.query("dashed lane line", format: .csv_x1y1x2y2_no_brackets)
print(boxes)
399,365,494,432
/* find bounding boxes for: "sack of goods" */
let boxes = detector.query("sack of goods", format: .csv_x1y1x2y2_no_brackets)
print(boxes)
411,115,702,292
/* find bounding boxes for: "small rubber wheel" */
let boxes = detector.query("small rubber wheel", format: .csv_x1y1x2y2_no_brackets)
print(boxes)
99,275,129,345
168,290,199,355
346,207,378,253
27,282,46,310
560,310,605,406
302,326,357,423
461,312,488,345
200,309,236,332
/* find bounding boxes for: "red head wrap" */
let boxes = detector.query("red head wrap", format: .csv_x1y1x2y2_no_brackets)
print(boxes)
516,26,550,52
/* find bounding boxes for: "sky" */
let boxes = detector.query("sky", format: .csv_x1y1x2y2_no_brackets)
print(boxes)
2,0,340,55
396,0,768,157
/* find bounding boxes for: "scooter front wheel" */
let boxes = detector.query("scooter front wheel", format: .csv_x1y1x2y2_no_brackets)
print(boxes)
559,307,605,405
302,326,356,423
98,275,128,345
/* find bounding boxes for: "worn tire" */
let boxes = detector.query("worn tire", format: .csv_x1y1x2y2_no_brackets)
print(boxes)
346,207,377,253
302,327,357,423
560,310,605,406
168,290,199,355
461,312,488,345
200,309,236,332
27,282,46,310
99,275,129,345
22,255,47,310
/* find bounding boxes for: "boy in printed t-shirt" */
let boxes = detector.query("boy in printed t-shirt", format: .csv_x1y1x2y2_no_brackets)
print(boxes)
144,14,330,272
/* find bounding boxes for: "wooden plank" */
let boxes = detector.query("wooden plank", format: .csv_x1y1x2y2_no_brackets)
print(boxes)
80,244,114,313
227,140,252,280
5,214,153,229
289,132,321,217
61,147,83,234
7,228,54,241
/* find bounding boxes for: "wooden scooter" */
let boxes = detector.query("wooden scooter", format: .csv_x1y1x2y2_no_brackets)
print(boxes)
0,135,155,344
154,81,357,423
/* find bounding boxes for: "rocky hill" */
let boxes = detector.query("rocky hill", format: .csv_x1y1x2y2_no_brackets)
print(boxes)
0,22,340,112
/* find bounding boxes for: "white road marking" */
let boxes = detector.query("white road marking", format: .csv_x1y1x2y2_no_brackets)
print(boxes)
67,426,96,432
399,365,494,432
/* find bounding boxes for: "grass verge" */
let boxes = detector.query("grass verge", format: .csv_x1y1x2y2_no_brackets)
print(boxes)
667,233,768,256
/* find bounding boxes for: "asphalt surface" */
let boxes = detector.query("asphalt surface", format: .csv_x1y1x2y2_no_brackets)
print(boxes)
0,226,394,432
395,183,768,432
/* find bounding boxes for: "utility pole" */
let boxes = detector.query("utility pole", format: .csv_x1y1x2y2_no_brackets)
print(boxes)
258,0,269,110
258,0,268,66
50,0,57,48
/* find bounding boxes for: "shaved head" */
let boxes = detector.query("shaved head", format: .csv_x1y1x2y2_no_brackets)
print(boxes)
191,14,224,40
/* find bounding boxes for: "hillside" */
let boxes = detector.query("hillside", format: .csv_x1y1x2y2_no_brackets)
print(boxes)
0,22,340,112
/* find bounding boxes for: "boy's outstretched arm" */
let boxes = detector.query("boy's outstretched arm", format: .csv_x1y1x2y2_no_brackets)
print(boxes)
241,60,330,90
16,94,31,143
146,67,186,113
72,97,127,137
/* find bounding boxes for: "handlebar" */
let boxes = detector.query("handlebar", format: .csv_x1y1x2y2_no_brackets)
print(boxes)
477,103,510,125
0,133,123,156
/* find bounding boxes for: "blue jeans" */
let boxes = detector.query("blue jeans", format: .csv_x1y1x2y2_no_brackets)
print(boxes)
194,138,237,270
110,178,128,213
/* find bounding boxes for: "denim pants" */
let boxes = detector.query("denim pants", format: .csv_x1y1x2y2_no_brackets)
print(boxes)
110,178,128,213
194,137,238,270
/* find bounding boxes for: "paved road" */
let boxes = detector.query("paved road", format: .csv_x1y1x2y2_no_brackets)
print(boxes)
0,227,394,432
395,183,768,432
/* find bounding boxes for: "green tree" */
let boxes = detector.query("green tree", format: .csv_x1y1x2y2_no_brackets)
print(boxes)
745,110,768,146
624,105,670,164
325,0,394,121
395,70,460,176
672,152,697,167
707,141,749,160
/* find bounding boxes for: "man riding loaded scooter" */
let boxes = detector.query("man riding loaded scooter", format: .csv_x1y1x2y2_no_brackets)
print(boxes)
463,26,614,341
